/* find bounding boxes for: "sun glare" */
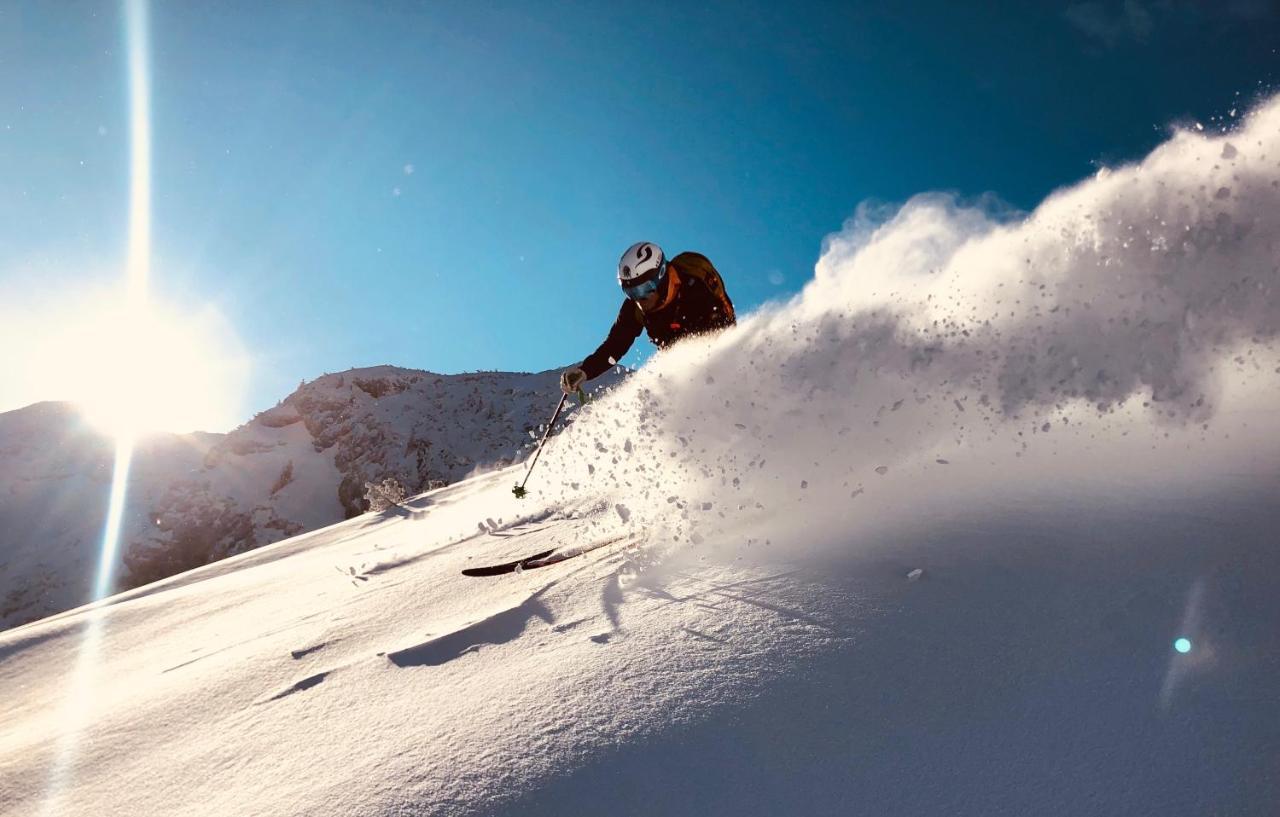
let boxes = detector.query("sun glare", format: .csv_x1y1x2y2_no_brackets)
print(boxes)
69,293,249,437
1,285,250,438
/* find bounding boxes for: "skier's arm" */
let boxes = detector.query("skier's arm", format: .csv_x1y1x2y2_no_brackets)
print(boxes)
580,300,644,380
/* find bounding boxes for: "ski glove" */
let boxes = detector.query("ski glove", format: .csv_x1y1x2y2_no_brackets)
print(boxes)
560,367,586,395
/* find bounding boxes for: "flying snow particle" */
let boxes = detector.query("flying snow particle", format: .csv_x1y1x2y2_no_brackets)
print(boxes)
403,163,415,175
1174,638,1192,654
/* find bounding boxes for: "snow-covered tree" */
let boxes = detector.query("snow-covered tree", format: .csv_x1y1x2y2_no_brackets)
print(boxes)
364,476,406,511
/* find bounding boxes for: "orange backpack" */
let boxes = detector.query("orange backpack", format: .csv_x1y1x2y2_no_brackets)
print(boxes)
668,252,736,322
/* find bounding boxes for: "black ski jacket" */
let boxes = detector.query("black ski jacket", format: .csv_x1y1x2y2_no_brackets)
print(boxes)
580,252,735,380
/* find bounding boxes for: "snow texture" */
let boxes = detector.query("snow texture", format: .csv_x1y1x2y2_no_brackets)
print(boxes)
2,96,1280,815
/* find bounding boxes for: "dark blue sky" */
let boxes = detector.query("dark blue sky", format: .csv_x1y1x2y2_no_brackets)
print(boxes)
1,1,1277,425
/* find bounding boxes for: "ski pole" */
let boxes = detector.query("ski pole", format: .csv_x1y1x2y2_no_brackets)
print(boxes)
513,392,569,499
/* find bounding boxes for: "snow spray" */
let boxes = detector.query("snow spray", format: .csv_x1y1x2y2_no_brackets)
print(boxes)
542,94,1280,566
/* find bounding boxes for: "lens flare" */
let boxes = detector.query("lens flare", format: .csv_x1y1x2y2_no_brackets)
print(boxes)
125,0,150,301
1160,580,1208,711
95,438,136,599
41,2,152,812
98,0,150,592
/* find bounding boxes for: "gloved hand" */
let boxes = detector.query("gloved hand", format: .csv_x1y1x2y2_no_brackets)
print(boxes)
560,367,586,395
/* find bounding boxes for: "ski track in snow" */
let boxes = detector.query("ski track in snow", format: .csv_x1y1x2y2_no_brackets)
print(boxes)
3,96,1280,815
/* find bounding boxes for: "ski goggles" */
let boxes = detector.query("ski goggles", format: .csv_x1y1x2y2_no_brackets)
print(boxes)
620,263,666,301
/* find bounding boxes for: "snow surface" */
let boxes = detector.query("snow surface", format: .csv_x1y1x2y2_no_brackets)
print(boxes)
2,97,1280,815
0,367,620,629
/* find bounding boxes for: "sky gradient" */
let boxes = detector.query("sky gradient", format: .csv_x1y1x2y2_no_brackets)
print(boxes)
1,0,1277,429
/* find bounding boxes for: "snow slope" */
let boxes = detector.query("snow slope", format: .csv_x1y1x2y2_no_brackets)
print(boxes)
1,414,1276,816
0,367,620,629
2,98,1279,814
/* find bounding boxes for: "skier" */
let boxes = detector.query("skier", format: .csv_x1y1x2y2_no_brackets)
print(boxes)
560,242,736,394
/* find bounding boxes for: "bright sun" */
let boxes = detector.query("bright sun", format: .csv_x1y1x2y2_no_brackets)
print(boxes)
5,286,250,437
76,295,249,437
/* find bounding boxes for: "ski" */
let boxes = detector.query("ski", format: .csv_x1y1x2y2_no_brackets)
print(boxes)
462,534,633,577
461,548,555,577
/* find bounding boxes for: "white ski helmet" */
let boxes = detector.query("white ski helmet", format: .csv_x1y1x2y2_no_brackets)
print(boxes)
617,241,667,300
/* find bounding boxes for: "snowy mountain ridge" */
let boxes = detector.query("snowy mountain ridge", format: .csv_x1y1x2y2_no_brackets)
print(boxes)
0,364,622,630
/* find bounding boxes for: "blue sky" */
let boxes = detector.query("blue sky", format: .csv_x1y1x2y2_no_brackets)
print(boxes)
1,1,1277,428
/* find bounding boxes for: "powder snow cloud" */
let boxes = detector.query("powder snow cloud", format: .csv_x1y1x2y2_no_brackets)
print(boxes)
535,93,1280,561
